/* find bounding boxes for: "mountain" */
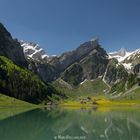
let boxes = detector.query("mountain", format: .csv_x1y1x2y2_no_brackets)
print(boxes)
0,23,64,104
20,41,59,82
0,23,27,67
1,22,140,105
25,39,110,83
0,54,64,104
109,48,140,72
20,38,139,91
108,48,132,62
123,49,140,65
103,58,128,84
50,39,100,71
52,46,140,98
20,40,49,61
61,40,109,86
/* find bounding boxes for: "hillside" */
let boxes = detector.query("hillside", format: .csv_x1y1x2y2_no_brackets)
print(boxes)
0,55,64,104
53,78,110,99
0,93,34,107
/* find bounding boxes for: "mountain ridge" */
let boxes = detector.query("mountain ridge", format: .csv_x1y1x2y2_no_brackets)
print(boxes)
20,38,140,88
0,22,140,105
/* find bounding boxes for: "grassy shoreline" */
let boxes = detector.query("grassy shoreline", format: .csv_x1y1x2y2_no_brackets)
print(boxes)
59,95,140,108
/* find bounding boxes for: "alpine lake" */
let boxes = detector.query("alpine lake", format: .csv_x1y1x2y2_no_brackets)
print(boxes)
0,105,140,140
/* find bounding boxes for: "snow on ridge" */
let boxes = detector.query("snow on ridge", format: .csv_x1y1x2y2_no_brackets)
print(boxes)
108,48,133,62
108,48,140,71
20,40,49,60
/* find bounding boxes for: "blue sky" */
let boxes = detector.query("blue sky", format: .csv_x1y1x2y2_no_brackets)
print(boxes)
0,0,140,55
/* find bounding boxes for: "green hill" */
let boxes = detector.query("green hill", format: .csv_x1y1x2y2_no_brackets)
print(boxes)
53,78,109,99
0,56,62,104
0,93,34,107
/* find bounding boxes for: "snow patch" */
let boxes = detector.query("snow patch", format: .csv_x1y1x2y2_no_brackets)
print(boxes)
80,79,87,85
109,48,140,63
108,51,133,62
20,40,49,60
122,63,132,70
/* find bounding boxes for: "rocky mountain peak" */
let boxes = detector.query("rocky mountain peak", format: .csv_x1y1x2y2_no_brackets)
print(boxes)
19,40,49,61
50,39,102,69
80,38,99,49
117,48,126,57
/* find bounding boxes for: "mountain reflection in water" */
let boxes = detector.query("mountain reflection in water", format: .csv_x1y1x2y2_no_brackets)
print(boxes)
0,107,140,140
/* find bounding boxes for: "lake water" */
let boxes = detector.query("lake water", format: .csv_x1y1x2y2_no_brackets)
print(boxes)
0,107,140,140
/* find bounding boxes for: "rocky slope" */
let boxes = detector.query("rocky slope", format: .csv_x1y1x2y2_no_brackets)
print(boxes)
109,48,140,71
20,40,49,61
21,37,140,95
0,23,27,67
54,47,140,96
103,58,128,84
61,41,109,86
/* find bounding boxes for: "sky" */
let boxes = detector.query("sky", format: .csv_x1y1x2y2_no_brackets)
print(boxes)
0,0,140,55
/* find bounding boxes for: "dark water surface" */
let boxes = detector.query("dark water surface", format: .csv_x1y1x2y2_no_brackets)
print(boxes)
0,107,140,140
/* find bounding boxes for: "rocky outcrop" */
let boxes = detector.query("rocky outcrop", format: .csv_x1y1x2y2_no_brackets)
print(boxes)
134,64,140,78
61,63,84,86
103,58,128,84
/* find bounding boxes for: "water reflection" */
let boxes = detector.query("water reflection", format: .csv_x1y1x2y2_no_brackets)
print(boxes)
0,107,140,140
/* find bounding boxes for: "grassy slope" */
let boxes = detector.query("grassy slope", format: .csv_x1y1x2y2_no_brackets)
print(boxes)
53,78,109,99
0,93,35,107
60,96,137,108
0,55,59,104
0,93,37,120
114,85,140,103
53,78,140,107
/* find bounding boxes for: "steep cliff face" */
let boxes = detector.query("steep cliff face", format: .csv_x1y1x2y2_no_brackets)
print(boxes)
80,45,108,79
61,43,109,85
61,63,84,86
103,58,128,84
0,23,27,67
